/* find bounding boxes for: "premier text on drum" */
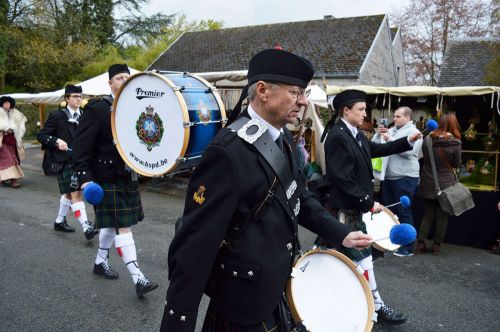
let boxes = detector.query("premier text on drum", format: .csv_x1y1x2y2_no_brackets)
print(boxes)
135,87,165,99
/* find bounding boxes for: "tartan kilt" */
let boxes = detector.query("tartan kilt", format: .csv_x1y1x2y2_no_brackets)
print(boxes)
337,210,372,261
94,178,144,229
57,163,75,194
201,300,282,332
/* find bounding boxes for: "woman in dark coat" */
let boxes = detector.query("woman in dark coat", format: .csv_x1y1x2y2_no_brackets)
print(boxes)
416,113,462,255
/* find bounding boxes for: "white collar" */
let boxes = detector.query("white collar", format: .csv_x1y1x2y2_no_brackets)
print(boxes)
247,105,282,141
67,106,80,117
341,118,358,138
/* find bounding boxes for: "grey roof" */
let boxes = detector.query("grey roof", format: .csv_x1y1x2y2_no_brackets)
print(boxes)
439,38,500,87
149,15,386,78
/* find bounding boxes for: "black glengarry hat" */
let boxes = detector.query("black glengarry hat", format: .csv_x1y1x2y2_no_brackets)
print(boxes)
332,89,367,110
108,63,130,80
0,96,15,108
65,84,82,95
247,49,314,89
227,48,315,125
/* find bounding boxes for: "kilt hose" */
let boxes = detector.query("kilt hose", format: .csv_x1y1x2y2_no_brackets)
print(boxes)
57,163,75,194
94,178,144,229
201,300,282,332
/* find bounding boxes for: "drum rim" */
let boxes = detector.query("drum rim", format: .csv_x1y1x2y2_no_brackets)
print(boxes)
111,71,190,177
364,206,401,252
286,248,375,332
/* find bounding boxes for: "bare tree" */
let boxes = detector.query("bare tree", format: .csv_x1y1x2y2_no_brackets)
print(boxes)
394,0,497,85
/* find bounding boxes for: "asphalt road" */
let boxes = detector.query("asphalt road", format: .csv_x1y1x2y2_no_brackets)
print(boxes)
1,146,499,332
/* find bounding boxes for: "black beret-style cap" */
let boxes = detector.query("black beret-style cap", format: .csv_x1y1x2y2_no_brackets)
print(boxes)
332,89,367,110
0,96,15,108
65,84,82,95
247,49,314,89
108,63,130,80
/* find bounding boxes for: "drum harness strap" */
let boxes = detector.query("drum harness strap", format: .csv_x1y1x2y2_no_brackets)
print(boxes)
223,116,302,248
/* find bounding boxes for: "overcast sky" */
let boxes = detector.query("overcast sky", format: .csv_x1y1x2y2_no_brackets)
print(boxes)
144,0,411,28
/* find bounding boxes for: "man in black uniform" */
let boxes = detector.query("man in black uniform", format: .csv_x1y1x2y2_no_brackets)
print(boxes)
72,64,158,297
37,84,98,240
160,49,372,332
320,90,422,325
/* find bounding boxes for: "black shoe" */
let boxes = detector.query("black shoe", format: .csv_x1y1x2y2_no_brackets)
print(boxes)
93,262,119,279
135,277,158,297
54,219,75,232
84,222,99,240
376,304,407,325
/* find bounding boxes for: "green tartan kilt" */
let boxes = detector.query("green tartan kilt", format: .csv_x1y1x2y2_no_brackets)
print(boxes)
338,210,372,261
93,179,144,229
57,163,76,194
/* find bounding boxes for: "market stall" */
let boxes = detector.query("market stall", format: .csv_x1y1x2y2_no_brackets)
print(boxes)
327,85,500,248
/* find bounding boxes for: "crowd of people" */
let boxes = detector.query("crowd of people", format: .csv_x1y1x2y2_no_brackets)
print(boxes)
0,48,498,331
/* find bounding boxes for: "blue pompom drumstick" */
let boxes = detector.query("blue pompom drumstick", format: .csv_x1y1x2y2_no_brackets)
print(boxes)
372,224,417,245
83,182,104,205
385,195,411,209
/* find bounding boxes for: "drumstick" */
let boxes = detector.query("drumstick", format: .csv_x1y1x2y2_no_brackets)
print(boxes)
371,224,416,245
384,195,411,208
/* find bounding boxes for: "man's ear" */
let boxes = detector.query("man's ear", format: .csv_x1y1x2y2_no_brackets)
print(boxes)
255,81,268,102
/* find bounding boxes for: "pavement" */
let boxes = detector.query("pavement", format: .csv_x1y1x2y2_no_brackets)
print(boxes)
1,145,499,332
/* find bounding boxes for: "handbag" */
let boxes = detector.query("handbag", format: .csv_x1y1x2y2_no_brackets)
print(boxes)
426,136,475,216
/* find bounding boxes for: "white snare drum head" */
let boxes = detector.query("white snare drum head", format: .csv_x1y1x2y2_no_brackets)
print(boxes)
113,72,189,176
362,207,400,252
287,250,374,332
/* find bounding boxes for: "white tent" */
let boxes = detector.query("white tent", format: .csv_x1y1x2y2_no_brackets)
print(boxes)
1,68,140,104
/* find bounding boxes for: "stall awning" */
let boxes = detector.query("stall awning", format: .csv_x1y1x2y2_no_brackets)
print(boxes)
326,85,500,97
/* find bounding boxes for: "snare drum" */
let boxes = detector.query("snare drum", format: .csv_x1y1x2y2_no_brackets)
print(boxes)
286,249,374,332
362,206,400,252
112,71,226,176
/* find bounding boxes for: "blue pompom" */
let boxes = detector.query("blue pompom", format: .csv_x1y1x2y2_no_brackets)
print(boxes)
426,119,438,131
389,224,417,245
399,195,411,208
83,182,104,205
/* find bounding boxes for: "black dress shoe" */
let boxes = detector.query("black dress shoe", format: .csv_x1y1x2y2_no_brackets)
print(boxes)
376,304,407,325
93,262,119,279
84,221,99,240
136,277,158,297
54,219,75,232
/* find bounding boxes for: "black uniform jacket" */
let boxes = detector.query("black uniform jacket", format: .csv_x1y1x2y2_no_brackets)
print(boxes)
72,97,126,184
37,108,79,162
324,120,412,212
162,122,350,331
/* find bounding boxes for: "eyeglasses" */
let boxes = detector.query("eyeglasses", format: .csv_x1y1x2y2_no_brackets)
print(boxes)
275,83,311,101
70,95,83,99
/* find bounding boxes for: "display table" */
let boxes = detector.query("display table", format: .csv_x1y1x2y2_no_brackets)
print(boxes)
413,190,500,249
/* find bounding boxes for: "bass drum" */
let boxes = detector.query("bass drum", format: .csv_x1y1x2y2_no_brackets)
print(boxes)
286,249,375,332
112,71,226,177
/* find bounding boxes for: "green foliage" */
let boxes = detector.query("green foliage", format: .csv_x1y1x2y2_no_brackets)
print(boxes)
484,56,500,86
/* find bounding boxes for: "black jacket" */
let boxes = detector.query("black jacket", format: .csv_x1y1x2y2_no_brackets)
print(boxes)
37,108,79,162
72,96,126,184
161,123,350,331
324,120,412,212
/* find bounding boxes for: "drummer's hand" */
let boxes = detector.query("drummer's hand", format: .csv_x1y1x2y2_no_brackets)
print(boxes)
370,201,382,214
342,231,372,250
56,139,68,151
81,181,91,189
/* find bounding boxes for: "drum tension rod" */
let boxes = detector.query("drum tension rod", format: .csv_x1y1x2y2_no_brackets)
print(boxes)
183,121,195,127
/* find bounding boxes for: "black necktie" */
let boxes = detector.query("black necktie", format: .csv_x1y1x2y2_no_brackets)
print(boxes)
73,112,80,121
355,132,363,147
276,133,285,153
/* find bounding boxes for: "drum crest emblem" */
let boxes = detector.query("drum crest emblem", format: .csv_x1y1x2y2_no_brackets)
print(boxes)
197,100,211,125
136,105,164,151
